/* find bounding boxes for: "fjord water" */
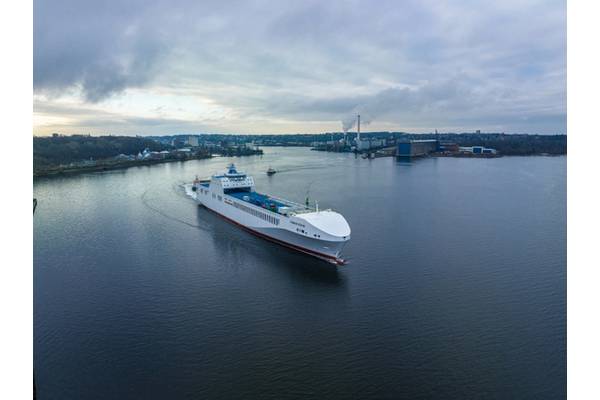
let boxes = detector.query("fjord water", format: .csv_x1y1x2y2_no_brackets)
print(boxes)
34,148,566,399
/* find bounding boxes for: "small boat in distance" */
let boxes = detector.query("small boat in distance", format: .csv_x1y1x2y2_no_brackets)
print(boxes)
188,163,351,264
266,166,277,176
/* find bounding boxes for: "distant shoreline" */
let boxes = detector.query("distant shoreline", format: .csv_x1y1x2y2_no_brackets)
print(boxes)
33,155,215,179
33,135,269,179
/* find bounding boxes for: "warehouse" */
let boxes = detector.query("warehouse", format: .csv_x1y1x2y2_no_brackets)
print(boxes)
396,139,439,159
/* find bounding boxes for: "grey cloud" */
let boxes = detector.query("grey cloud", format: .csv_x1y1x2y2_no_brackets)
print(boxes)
34,0,566,134
245,76,565,133
35,0,174,102
34,100,213,134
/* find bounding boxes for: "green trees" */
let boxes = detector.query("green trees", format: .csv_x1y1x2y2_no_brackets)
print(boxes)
33,135,171,168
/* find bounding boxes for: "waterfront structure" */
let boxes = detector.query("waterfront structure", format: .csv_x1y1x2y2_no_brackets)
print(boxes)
459,146,497,154
148,151,163,160
356,138,386,151
114,153,135,161
396,139,439,159
353,114,387,151
440,142,460,152
189,164,351,264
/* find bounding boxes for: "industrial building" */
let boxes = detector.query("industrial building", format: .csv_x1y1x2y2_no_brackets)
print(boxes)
439,142,459,152
352,114,387,151
356,137,386,151
396,139,439,159
459,146,497,154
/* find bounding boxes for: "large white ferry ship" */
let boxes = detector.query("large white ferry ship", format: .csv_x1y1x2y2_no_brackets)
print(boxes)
188,164,351,264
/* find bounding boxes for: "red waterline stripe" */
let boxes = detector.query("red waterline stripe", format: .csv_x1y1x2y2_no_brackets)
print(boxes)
201,204,345,265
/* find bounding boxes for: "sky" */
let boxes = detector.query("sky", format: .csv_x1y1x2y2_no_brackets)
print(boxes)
33,0,566,136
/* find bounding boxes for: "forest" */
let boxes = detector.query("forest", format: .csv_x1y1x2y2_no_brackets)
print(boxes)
34,135,171,169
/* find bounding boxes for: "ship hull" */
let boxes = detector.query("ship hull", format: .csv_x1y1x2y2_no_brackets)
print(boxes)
203,205,347,264
186,184,348,264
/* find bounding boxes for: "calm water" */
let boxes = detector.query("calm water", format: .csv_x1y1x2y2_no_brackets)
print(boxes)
34,148,566,399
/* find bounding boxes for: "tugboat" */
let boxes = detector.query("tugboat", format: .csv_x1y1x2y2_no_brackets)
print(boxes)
266,166,277,176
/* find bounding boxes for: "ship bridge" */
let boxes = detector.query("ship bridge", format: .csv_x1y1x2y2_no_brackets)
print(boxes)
212,164,255,193
209,164,324,217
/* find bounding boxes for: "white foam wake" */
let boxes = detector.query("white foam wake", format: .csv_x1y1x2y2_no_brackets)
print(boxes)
182,183,197,200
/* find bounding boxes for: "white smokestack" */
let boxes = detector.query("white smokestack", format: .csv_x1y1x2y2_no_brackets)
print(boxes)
357,114,361,141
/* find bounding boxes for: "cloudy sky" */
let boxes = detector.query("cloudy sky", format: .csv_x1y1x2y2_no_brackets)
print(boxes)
33,0,566,135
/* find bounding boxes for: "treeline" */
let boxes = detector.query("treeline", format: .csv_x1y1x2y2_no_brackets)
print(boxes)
216,131,566,155
34,135,171,168
403,133,567,155
266,131,567,155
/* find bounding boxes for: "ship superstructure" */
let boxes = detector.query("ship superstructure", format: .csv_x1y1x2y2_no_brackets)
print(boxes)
189,164,350,264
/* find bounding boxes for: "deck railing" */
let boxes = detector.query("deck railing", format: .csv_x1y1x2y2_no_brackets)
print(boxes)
265,194,314,212
265,195,334,215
